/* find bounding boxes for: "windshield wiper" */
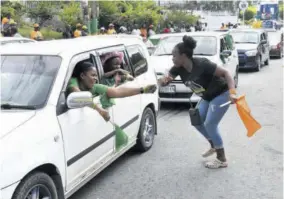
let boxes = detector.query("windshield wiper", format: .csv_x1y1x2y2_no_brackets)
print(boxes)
1,103,36,110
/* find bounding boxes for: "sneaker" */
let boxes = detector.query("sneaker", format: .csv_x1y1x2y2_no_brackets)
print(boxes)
202,148,216,158
205,159,228,169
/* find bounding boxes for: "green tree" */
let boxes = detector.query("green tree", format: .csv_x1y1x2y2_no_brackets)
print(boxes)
239,6,257,20
162,10,198,27
98,0,162,28
279,2,283,20
59,1,82,27
27,1,62,25
1,1,26,24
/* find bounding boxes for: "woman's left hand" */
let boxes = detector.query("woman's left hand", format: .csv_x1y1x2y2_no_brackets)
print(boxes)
229,94,238,104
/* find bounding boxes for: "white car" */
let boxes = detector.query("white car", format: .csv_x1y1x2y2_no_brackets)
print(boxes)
0,37,36,45
150,31,239,103
0,36,159,199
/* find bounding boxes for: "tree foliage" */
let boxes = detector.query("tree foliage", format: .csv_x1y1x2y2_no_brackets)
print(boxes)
239,6,257,21
1,1,26,23
98,1,162,28
162,10,198,27
27,1,62,25
59,1,82,27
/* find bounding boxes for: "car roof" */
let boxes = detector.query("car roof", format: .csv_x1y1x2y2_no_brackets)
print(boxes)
0,37,35,42
0,36,145,56
154,31,227,39
230,28,264,34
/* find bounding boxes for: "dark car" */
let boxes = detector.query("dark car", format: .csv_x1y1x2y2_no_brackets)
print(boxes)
230,29,270,72
267,31,283,58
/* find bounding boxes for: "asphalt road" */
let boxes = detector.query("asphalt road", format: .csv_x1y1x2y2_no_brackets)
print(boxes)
70,58,283,199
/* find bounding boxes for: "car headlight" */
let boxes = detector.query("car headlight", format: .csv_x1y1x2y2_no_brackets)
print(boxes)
245,50,257,56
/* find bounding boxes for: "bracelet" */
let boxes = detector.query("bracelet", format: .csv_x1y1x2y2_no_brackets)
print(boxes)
229,88,237,95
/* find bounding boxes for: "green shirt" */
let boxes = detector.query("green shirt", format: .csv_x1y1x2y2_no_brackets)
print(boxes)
67,78,115,109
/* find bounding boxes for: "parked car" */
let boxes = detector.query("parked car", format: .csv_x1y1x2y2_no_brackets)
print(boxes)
0,36,159,199
230,29,270,71
149,31,239,103
267,30,283,58
0,37,36,45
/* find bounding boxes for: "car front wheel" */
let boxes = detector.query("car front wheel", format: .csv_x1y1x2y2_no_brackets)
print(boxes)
135,107,156,152
12,172,58,199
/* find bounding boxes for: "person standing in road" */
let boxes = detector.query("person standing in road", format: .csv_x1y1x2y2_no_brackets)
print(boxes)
74,23,82,38
30,24,43,41
158,35,238,169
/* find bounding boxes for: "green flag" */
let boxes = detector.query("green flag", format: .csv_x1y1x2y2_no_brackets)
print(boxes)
110,121,128,151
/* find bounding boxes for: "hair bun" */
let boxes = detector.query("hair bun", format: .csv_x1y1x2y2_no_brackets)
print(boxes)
182,35,196,50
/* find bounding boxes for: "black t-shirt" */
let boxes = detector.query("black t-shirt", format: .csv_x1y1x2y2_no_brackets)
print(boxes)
169,57,228,101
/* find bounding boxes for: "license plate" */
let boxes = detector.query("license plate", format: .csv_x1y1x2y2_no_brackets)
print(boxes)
159,85,176,93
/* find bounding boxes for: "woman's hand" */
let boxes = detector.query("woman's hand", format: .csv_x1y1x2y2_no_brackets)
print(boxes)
143,84,157,93
158,75,173,86
126,74,134,81
229,89,238,104
117,69,129,75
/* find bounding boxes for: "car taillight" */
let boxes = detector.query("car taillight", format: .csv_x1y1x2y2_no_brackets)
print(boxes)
277,43,281,49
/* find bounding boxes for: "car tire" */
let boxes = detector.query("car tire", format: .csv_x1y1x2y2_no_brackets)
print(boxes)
234,67,239,88
255,55,261,72
264,57,269,65
135,107,156,152
12,172,58,199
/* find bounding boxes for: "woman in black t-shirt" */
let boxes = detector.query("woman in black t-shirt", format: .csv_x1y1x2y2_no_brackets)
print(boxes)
159,35,238,169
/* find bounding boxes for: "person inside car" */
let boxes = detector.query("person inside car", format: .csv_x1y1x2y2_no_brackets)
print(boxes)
101,52,134,87
67,61,156,121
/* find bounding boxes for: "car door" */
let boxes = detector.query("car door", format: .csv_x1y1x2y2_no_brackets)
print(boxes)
96,45,141,143
56,53,115,191
260,32,269,61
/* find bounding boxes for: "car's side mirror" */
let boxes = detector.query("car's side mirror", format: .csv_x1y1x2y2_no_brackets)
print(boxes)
221,50,232,58
66,91,93,109
261,40,267,44
147,47,156,55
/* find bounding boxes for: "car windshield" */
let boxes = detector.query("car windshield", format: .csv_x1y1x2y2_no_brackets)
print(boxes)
1,55,61,109
267,32,281,45
153,36,217,56
231,32,259,44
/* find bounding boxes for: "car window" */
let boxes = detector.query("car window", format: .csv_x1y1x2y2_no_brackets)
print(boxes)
220,38,227,52
231,31,259,44
1,55,61,109
153,36,217,56
127,45,148,77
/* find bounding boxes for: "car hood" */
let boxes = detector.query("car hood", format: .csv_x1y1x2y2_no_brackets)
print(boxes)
235,43,258,51
0,110,36,139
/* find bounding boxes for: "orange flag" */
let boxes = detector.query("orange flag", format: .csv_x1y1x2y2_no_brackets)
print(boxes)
236,95,261,137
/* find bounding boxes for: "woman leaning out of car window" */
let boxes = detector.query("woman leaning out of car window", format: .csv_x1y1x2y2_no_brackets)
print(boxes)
67,61,157,121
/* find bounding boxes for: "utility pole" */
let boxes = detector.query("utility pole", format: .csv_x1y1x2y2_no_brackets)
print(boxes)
90,1,98,34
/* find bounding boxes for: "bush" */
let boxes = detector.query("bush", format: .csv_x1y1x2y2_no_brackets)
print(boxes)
18,25,62,40
161,10,198,27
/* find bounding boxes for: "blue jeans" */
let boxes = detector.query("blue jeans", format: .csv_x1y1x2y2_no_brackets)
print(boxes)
194,91,230,149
